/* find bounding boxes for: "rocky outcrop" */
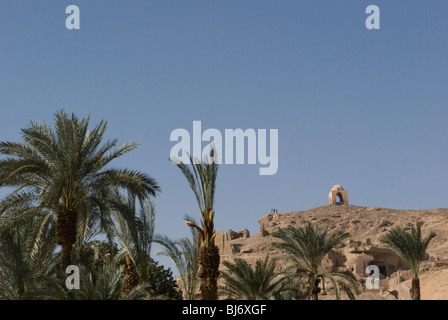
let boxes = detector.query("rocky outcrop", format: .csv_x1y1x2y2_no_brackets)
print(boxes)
215,229,251,254
214,205,448,299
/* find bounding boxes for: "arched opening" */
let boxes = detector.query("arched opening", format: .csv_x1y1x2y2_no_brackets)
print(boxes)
329,185,348,206
336,192,344,205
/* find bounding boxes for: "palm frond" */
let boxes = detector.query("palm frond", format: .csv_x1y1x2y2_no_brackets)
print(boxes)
380,222,436,276
273,222,356,300
0,109,161,269
172,147,218,245
220,256,290,300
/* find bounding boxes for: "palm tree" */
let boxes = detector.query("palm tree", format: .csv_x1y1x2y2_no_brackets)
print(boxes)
112,191,156,296
380,222,435,300
155,215,201,300
112,192,182,299
0,110,160,269
220,255,294,300
66,247,173,300
273,222,360,300
171,147,220,300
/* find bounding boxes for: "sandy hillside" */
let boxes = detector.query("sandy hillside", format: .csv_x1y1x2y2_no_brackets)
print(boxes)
214,205,448,300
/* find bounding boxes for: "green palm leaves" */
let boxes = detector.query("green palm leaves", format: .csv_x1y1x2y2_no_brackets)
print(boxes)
155,216,201,300
171,147,220,300
175,149,218,245
380,222,435,276
380,222,435,300
273,222,359,300
0,110,160,268
0,220,63,300
220,256,293,300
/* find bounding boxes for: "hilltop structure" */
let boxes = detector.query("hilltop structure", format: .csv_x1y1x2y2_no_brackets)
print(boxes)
329,184,348,206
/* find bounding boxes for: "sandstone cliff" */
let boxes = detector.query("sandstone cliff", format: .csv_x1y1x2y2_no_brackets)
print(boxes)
215,205,448,300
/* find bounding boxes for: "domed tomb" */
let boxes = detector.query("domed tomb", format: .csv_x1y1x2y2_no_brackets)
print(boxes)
329,185,348,206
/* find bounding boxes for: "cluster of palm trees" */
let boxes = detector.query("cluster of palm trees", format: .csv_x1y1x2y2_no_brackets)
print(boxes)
0,110,179,299
0,110,437,300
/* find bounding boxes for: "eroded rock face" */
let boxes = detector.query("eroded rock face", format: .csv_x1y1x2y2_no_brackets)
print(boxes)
214,205,448,300
228,229,250,240
214,229,251,254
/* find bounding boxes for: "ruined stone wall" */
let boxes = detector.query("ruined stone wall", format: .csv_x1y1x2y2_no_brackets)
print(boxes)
214,229,251,254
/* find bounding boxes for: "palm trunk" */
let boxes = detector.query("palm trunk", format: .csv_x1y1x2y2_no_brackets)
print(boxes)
198,243,220,300
410,275,421,300
60,244,74,270
56,207,77,269
121,255,139,297
309,277,321,300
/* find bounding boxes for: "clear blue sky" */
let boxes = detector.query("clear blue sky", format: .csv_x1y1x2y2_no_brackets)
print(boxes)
1,1,447,274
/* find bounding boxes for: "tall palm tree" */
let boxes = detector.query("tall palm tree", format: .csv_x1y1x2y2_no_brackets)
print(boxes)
273,222,360,300
380,222,435,300
220,255,294,300
0,110,160,269
171,147,219,300
155,215,201,300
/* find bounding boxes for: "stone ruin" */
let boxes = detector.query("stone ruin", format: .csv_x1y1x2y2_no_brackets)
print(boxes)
322,240,408,290
329,184,348,206
215,228,251,254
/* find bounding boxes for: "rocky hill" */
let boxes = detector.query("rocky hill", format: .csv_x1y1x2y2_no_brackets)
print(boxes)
214,205,448,300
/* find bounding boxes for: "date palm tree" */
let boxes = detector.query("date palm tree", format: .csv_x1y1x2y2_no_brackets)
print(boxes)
171,147,219,300
155,215,201,300
220,255,294,300
380,222,435,300
0,110,160,269
273,222,359,300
